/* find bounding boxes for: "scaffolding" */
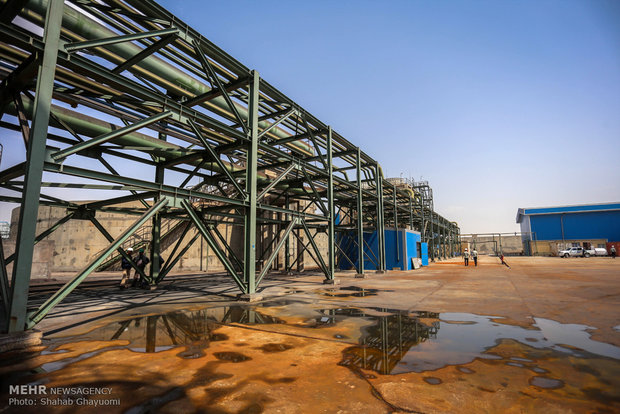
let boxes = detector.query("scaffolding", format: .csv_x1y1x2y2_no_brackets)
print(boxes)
0,0,459,332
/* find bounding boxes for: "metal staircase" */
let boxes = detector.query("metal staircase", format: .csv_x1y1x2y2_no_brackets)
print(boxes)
94,181,238,272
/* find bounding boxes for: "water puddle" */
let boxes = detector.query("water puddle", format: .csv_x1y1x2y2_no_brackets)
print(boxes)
39,306,286,366
321,286,391,298
529,376,565,389
423,377,442,385
4,300,618,413
336,310,620,374
43,304,620,379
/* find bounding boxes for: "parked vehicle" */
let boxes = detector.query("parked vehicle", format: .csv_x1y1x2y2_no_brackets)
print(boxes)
559,247,585,257
558,247,607,257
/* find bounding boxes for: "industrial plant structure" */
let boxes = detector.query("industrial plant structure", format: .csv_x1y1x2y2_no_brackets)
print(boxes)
0,0,459,333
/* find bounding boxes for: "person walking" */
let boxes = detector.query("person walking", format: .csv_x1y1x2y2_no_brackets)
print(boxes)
133,248,150,287
472,249,478,266
119,247,134,289
611,245,617,259
464,248,469,266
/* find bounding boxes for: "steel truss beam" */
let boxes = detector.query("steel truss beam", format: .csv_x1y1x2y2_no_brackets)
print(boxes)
0,0,459,331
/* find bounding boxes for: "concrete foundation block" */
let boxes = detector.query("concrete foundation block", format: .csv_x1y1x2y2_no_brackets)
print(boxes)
375,270,387,274
237,293,263,302
0,329,42,352
354,273,368,279
322,278,340,285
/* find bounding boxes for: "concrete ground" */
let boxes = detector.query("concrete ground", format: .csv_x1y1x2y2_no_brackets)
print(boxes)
1,255,619,413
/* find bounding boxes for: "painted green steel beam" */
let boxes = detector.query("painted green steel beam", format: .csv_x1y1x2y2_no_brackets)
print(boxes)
0,161,25,184
300,167,328,216
51,110,172,161
181,199,246,293
356,147,364,275
26,197,168,328
187,118,245,198
284,194,291,272
64,27,179,52
5,212,74,265
112,34,177,74
89,216,149,282
375,163,386,272
0,238,9,316
184,76,249,108
300,219,329,277
6,0,63,333
192,40,248,135
157,232,200,283
9,2,315,154
150,126,167,285
257,108,296,141
256,219,296,286
326,126,335,280
84,191,158,210
244,70,259,294
156,221,191,282
210,224,244,272
43,162,246,207
257,163,296,202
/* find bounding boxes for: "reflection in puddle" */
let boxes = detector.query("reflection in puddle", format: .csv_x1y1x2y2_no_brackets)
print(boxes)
53,306,285,362
31,300,620,411
337,310,620,375
55,305,620,379
321,286,391,298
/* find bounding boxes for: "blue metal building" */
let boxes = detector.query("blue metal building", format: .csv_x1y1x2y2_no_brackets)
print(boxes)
337,229,429,271
516,203,620,254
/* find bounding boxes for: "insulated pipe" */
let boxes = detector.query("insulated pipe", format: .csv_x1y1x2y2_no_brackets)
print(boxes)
17,0,313,155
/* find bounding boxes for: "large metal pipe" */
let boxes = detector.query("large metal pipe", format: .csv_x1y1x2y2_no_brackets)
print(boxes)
17,0,313,155
3,100,305,188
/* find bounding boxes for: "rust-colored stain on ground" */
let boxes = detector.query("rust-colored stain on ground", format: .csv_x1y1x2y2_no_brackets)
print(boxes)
1,256,619,413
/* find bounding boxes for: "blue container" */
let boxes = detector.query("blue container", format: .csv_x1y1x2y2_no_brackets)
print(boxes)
337,228,426,270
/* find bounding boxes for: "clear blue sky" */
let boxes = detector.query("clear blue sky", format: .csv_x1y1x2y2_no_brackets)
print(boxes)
160,0,620,233
1,1,619,234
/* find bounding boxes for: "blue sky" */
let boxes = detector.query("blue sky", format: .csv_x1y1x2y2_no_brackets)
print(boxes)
158,0,620,233
1,0,619,234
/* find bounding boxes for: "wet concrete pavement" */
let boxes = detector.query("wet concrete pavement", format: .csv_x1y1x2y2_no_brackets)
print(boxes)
1,255,619,413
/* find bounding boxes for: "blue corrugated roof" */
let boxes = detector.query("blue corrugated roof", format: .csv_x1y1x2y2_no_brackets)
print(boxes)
516,202,620,223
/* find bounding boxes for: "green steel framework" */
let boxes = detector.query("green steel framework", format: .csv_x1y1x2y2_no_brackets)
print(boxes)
0,0,459,332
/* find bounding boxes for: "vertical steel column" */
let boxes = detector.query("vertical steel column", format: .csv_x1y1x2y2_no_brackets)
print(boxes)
0,239,9,316
393,183,398,264
325,126,335,281
150,128,166,284
284,194,290,273
420,194,425,243
439,222,443,259
375,164,386,272
408,196,413,231
444,223,447,259
146,316,158,353
450,226,456,257
356,148,364,275
6,0,63,333
429,213,434,262
244,70,259,294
